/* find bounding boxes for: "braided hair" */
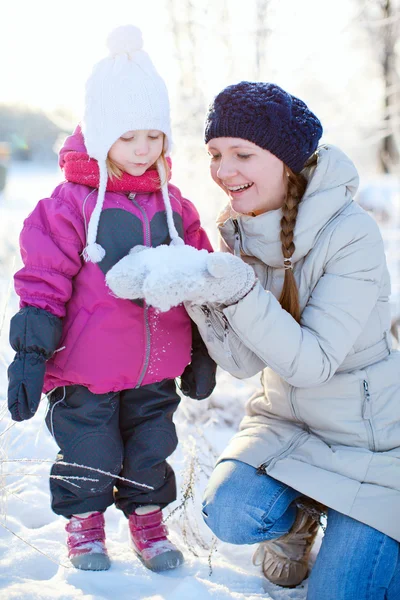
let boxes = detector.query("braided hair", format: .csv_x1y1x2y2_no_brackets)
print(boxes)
279,154,318,322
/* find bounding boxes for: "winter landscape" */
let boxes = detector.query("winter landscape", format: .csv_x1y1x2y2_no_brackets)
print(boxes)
1,0,400,599
0,166,322,600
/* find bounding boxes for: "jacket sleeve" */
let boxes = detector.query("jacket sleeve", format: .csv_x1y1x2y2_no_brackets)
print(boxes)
220,212,386,388
181,196,214,252
14,192,86,318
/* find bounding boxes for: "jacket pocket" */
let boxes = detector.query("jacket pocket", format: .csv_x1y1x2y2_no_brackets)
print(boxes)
258,430,310,474
54,308,91,370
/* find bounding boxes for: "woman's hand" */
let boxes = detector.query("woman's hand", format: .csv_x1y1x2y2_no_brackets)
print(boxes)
144,251,255,309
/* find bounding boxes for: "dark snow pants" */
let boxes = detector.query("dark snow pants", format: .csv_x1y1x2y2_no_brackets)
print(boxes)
45,379,180,518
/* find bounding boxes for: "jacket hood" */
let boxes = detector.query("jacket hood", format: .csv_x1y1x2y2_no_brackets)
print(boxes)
304,144,359,198
59,125,87,169
219,144,360,268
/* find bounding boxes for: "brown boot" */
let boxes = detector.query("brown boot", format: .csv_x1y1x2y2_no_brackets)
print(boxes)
252,499,325,588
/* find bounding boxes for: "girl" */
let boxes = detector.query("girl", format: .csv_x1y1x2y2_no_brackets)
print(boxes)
7,25,215,573
116,81,400,599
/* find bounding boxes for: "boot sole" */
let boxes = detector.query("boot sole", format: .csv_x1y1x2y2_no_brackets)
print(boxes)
70,553,111,571
134,548,185,572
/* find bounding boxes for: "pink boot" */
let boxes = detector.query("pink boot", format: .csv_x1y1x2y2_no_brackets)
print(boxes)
66,512,111,571
129,505,184,572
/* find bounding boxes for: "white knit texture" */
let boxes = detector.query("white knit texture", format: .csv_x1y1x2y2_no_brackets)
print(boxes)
105,245,255,311
81,25,173,262
82,25,171,159
106,24,143,59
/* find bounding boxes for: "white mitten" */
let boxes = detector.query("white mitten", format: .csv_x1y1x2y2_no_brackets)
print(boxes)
187,252,256,306
105,244,209,302
144,251,256,310
142,245,211,311
105,245,158,300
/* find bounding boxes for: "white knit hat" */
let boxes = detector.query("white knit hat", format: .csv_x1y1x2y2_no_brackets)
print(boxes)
82,24,181,263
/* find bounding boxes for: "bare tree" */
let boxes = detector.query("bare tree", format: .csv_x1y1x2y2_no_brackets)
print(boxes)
169,0,208,141
361,0,400,173
255,0,272,79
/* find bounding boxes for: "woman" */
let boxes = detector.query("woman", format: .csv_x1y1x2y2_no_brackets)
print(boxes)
106,81,400,598
185,81,400,599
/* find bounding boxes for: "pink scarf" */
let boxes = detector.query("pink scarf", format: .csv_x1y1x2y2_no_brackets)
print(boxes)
62,151,172,193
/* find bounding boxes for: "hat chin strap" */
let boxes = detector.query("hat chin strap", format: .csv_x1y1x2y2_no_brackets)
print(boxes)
83,161,107,263
156,158,184,246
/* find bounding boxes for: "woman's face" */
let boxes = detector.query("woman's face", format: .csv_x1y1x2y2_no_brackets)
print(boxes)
207,137,287,215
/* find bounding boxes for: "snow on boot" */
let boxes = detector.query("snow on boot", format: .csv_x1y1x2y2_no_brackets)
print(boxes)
66,511,111,571
253,499,324,588
129,505,184,572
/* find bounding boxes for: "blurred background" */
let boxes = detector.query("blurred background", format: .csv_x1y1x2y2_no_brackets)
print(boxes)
0,4,399,593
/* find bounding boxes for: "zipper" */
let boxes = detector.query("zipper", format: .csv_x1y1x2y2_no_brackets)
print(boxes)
264,265,270,290
136,304,151,387
130,193,152,387
257,430,309,474
201,305,224,343
362,379,376,451
232,218,271,291
201,305,241,369
222,314,241,369
232,219,243,257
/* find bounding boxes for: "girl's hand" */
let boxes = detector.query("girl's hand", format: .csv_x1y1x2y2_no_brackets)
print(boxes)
8,307,63,422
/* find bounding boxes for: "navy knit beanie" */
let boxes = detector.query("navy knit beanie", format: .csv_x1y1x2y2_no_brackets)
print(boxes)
205,81,323,173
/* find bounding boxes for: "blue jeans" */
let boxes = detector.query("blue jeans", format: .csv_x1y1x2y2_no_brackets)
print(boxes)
202,460,400,600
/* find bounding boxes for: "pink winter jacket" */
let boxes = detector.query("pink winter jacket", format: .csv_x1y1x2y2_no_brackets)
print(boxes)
14,128,213,394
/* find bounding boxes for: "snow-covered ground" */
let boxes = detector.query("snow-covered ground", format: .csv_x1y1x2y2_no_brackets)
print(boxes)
0,162,398,600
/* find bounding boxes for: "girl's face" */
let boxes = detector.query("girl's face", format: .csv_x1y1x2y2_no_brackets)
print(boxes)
108,130,164,175
207,137,287,215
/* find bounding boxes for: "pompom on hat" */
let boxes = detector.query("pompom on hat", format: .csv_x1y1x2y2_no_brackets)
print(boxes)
82,25,181,263
204,81,323,173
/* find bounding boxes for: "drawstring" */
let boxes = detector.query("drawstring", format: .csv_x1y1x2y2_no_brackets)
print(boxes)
34,387,57,447
49,386,66,439
156,158,183,246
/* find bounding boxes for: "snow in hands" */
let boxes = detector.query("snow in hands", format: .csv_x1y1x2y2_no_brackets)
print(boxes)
105,244,255,311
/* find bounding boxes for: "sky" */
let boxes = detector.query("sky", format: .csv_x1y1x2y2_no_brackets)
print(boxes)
0,1,170,114
1,0,375,114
